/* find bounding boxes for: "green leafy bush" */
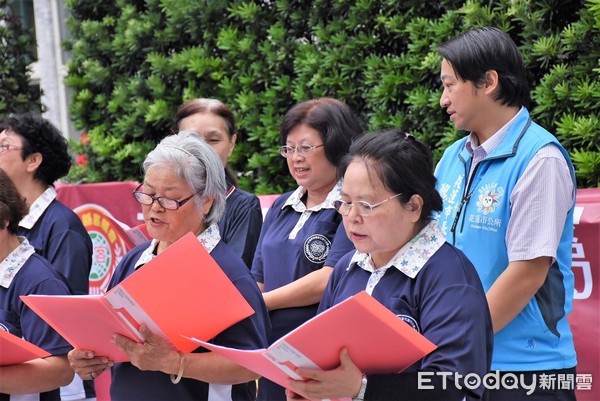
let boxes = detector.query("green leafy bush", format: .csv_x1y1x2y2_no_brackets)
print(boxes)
0,0,41,118
64,0,599,189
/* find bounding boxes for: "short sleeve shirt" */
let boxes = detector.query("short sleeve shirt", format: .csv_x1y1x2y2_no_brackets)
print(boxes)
218,180,263,269
0,238,73,401
320,222,493,399
251,182,354,342
18,187,92,295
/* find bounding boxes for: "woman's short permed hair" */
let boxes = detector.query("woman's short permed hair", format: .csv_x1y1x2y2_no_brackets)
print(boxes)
279,97,363,167
3,114,71,186
0,168,29,234
142,131,227,226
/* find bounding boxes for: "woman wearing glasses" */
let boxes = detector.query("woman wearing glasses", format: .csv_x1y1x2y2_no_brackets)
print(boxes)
67,131,269,401
251,97,362,400
285,129,493,401
175,98,263,268
0,115,92,297
0,114,95,400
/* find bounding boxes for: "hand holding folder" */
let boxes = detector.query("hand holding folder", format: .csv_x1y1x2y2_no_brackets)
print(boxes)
21,233,255,362
189,291,437,400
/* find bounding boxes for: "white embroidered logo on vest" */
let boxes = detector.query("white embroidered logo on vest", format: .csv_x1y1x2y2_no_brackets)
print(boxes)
476,183,504,215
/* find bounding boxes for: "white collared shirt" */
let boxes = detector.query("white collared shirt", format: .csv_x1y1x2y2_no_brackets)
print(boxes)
0,237,35,288
19,187,57,230
282,181,342,240
133,223,222,269
464,107,574,262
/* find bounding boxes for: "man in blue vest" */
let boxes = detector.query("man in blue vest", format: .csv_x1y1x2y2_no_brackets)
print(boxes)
435,27,577,400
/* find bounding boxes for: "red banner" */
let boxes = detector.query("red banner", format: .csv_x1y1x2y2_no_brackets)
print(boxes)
56,181,143,296
570,188,599,400
56,181,142,227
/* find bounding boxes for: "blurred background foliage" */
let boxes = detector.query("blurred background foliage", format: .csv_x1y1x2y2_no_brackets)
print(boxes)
0,0,42,118
63,0,599,190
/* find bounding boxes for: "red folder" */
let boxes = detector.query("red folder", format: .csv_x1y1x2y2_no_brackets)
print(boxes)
189,291,436,400
0,329,50,366
21,232,255,362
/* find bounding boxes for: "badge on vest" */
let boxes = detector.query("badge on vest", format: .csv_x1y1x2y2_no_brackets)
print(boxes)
476,183,504,215
304,234,332,263
397,314,420,333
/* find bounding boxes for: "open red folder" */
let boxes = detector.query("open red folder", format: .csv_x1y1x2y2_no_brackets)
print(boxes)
21,232,255,362
189,291,437,401
0,329,51,366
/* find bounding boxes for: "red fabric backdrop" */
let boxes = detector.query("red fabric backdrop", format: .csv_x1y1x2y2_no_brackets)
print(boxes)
568,188,599,400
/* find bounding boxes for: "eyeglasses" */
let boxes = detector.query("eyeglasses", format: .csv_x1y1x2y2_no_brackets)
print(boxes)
0,144,23,154
279,144,324,158
132,184,197,210
333,193,403,217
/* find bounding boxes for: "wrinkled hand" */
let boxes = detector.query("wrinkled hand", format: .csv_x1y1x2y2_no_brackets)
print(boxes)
112,324,179,373
67,348,112,381
286,348,362,401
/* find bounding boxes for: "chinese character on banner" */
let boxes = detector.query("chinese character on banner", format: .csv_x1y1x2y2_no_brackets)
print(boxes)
568,188,600,401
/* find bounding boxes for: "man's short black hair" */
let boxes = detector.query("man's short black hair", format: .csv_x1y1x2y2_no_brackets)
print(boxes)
438,27,530,108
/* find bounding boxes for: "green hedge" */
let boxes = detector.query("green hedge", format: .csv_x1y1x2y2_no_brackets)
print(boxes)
0,0,41,117
64,0,599,190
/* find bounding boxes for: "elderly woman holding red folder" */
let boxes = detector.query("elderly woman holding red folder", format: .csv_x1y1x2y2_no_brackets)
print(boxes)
285,129,493,401
0,168,74,399
68,131,269,401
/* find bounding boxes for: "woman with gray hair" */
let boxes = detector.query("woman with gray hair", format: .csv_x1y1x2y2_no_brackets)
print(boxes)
67,131,270,401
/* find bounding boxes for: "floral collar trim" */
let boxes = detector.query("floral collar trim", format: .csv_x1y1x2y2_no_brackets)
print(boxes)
0,237,35,288
347,220,446,279
134,223,221,270
282,181,342,213
19,187,57,230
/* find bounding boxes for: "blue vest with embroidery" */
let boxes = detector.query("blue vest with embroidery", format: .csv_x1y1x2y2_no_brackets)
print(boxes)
435,109,577,371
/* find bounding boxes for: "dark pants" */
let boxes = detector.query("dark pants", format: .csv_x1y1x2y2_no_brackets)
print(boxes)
485,367,577,401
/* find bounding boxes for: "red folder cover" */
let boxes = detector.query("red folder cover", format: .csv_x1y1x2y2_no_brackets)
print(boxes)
0,329,51,366
189,291,437,400
21,232,255,362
